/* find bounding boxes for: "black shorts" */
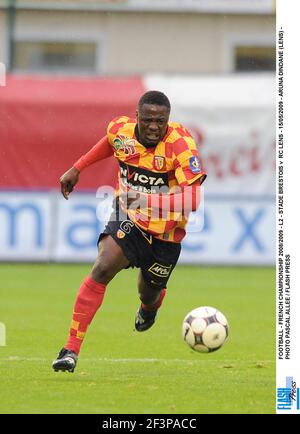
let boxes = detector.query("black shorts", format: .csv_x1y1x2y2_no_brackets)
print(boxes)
98,217,181,290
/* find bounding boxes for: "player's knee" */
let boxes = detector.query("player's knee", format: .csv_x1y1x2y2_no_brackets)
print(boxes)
91,259,115,284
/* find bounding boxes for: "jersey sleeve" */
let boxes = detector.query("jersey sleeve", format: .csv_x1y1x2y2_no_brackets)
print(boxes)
173,132,207,187
73,135,113,171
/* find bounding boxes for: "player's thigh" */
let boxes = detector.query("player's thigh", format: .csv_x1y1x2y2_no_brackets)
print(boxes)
91,234,130,283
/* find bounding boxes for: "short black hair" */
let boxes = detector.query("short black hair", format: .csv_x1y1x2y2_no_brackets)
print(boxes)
138,90,171,111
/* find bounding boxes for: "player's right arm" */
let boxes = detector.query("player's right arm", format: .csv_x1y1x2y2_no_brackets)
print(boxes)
60,135,113,200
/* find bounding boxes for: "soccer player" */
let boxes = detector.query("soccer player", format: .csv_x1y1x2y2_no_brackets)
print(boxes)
52,91,206,372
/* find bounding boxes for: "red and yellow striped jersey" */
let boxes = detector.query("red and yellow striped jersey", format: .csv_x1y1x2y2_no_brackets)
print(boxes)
107,116,206,243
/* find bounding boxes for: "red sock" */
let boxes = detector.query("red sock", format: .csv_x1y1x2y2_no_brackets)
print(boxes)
65,276,106,355
142,288,166,312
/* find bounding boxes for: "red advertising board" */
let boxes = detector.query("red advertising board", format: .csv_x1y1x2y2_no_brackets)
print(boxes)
0,75,144,189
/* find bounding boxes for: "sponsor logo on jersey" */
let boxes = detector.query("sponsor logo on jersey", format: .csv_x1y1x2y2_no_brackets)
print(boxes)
189,156,201,173
113,135,136,155
148,262,172,277
153,156,166,171
119,161,168,193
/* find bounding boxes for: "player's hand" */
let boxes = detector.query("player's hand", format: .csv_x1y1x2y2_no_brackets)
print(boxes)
60,166,80,200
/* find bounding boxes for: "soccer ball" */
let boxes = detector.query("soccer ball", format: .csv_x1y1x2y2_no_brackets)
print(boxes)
182,306,229,353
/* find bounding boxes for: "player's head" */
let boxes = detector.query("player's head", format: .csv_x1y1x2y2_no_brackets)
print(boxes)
136,91,171,147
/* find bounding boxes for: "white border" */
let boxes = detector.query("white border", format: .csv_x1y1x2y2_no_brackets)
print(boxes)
276,0,300,414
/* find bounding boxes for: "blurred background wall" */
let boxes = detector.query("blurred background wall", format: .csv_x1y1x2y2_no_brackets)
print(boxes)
0,0,276,265
0,0,275,75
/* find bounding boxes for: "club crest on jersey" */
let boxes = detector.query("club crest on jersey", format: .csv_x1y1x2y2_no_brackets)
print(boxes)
116,229,126,239
189,156,201,174
153,156,166,171
117,221,134,239
113,135,136,155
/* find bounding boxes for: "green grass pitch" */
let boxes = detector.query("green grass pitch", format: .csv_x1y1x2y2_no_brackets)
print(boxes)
0,264,275,414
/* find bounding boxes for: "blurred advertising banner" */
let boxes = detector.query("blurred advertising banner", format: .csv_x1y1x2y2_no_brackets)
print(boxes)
145,74,275,197
0,74,275,195
0,191,53,261
0,73,275,264
182,197,275,265
0,75,142,190
0,191,275,265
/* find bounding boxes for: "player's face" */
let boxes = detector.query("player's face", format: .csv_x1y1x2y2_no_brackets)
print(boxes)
136,104,170,147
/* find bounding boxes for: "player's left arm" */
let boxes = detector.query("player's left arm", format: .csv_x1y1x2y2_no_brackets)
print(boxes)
124,130,206,213
145,133,206,213
143,178,202,213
